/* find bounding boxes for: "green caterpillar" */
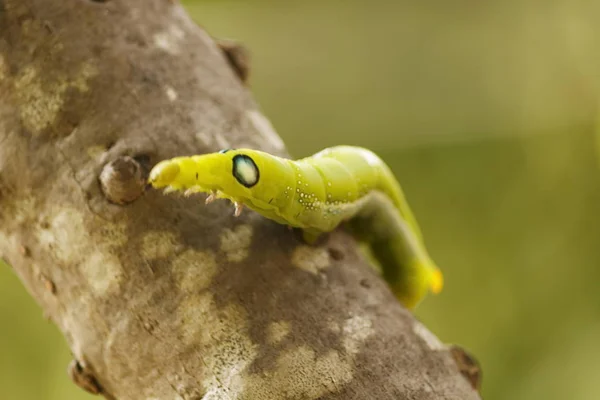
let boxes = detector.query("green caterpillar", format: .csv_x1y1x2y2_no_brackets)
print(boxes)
149,146,443,309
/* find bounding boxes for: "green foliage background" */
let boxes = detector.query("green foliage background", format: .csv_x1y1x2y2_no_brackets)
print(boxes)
2,1,600,399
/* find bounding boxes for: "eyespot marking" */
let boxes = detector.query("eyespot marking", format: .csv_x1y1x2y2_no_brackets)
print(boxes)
232,154,259,188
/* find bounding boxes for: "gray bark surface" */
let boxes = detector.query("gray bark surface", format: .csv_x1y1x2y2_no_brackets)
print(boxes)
0,1,481,399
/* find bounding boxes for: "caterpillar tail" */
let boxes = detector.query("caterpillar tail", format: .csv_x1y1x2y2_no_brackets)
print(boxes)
390,258,444,310
356,242,443,310
430,265,444,295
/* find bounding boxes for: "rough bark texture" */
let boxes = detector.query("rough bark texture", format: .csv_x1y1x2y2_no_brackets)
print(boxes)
0,1,481,399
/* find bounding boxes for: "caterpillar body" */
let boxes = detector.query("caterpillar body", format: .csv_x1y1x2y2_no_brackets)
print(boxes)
149,146,443,309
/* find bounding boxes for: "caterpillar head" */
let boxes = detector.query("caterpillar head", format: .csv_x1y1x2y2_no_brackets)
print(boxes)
149,149,273,205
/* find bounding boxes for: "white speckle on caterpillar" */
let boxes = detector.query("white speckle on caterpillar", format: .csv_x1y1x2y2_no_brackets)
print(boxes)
164,85,178,101
267,321,291,345
219,225,253,262
141,231,181,260
291,245,330,274
172,249,218,292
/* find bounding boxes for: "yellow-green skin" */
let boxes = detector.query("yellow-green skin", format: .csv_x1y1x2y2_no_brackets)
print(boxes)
149,146,443,309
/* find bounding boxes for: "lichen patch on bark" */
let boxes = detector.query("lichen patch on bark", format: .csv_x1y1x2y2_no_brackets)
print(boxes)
241,346,353,399
219,225,254,263
13,62,97,135
153,25,186,55
98,222,129,249
178,297,374,399
267,321,291,345
35,207,125,295
36,207,88,263
178,293,258,398
237,316,372,399
172,249,218,292
80,250,123,295
141,231,181,260
291,245,331,274
342,314,374,355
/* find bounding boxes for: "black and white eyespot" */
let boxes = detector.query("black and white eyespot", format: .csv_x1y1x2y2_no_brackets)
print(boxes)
232,154,259,188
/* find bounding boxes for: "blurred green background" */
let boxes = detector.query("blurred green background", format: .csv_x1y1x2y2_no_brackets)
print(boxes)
2,0,600,399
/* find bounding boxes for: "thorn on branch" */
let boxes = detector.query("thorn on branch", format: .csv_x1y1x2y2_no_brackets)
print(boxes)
99,156,147,205
68,359,103,395
449,344,482,392
216,38,251,84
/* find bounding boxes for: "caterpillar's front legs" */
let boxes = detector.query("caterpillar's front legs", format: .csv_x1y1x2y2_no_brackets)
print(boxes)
183,186,206,197
189,189,243,217
233,202,244,217
209,194,243,217
205,192,217,204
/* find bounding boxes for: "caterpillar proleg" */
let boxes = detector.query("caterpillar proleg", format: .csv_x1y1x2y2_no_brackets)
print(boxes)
149,146,443,309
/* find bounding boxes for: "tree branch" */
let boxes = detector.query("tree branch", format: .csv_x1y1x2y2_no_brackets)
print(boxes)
0,0,481,399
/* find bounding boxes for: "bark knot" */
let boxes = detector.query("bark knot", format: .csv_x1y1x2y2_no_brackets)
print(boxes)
99,156,147,205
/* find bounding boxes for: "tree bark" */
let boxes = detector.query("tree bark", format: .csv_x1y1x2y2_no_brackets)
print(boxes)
0,1,481,399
